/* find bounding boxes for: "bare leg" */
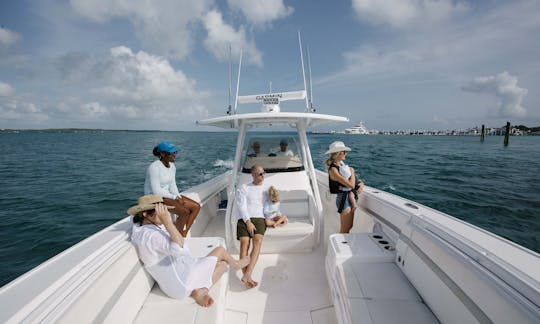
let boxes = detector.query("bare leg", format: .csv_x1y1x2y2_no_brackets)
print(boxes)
207,246,250,270
212,261,228,284
265,218,277,227
349,192,357,212
181,196,201,235
191,288,214,307
340,207,354,233
239,236,250,273
241,234,263,289
274,215,287,227
163,197,191,236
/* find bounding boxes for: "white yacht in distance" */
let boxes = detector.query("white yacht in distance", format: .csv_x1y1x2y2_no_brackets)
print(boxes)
1,41,539,324
344,121,370,134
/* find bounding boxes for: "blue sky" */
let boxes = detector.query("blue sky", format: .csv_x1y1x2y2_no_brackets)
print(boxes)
1,0,539,131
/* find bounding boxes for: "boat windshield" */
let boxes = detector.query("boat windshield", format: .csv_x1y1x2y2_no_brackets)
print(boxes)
242,136,304,173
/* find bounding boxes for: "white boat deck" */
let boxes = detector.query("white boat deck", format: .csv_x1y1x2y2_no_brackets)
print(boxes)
198,207,374,324
224,249,335,324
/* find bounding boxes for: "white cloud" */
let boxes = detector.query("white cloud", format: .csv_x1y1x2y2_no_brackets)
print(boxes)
351,0,468,28
462,71,528,118
0,27,20,47
52,46,210,127
94,46,206,104
202,10,263,66
0,81,14,96
70,0,212,59
227,0,294,26
0,95,48,124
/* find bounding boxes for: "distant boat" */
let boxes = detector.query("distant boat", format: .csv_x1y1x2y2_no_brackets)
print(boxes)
344,121,370,134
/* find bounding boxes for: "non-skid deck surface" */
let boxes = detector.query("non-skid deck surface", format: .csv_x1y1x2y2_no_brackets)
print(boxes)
224,248,336,324
201,210,336,324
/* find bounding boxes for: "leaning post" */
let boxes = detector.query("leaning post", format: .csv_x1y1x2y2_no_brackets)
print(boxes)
504,121,510,146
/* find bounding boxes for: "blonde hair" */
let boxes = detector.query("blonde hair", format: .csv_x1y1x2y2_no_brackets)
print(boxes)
325,152,341,168
268,186,280,202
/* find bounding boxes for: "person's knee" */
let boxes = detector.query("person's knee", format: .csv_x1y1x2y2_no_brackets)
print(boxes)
239,237,250,248
218,261,228,271
253,235,263,246
214,246,226,255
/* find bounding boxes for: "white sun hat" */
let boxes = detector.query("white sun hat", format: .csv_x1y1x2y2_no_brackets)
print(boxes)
325,141,351,154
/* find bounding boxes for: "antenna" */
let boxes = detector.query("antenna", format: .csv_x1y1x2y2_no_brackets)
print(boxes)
227,44,232,115
307,46,315,112
298,31,309,112
233,49,243,115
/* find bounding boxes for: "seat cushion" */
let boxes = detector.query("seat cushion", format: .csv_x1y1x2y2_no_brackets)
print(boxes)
265,217,314,237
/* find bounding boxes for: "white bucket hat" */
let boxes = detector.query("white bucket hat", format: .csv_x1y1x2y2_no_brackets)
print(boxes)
325,141,351,154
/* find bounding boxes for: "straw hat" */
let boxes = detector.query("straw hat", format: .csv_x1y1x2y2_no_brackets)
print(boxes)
127,194,173,215
325,141,351,154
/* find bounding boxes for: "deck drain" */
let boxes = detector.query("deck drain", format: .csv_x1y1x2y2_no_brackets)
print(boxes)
378,240,388,245
341,241,348,244
384,246,395,251
207,245,214,248
372,235,383,239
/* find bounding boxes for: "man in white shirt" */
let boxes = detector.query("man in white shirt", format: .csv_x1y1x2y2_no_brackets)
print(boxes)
276,139,293,157
236,165,269,288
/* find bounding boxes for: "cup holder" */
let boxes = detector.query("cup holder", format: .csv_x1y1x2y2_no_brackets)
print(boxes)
378,240,388,245
372,235,383,239
207,245,214,248
384,246,395,251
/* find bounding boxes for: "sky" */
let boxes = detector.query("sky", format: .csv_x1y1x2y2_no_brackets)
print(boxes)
1,0,539,131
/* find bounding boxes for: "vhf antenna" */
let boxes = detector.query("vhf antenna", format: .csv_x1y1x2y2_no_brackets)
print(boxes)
226,44,232,115
233,49,243,115
307,45,315,112
298,31,309,112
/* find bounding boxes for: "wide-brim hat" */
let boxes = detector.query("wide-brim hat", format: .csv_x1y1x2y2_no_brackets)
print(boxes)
325,141,351,154
127,194,174,215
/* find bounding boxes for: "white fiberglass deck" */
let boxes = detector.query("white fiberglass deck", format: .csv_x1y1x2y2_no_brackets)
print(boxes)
224,249,335,324
196,206,377,324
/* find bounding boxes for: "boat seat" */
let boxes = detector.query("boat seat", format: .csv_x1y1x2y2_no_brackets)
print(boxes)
336,262,437,324
134,237,228,324
326,233,437,324
233,189,315,253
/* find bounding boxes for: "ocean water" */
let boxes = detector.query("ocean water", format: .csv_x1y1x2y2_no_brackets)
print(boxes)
0,131,539,287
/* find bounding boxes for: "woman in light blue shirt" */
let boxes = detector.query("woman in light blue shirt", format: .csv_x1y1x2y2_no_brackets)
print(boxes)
144,141,200,237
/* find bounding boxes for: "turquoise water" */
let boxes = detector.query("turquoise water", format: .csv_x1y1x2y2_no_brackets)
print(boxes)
0,132,539,287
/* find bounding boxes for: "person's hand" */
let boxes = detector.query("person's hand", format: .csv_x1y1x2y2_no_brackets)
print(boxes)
246,220,256,237
155,203,171,224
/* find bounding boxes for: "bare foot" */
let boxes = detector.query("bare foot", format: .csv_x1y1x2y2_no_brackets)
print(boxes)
191,289,214,307
241,275,258,289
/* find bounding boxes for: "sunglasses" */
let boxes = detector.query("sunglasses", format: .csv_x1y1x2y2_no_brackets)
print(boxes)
166,151,177,155
258,172,265,176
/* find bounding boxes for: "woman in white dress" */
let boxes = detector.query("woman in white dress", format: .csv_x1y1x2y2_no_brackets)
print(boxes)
129,194,250,307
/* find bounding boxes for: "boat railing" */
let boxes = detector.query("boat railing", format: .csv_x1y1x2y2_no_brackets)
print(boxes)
181,170,231,208
410,214,540,317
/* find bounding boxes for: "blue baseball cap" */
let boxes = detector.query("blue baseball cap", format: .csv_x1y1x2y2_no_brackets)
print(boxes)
157,141,178,154
280,139,288,145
